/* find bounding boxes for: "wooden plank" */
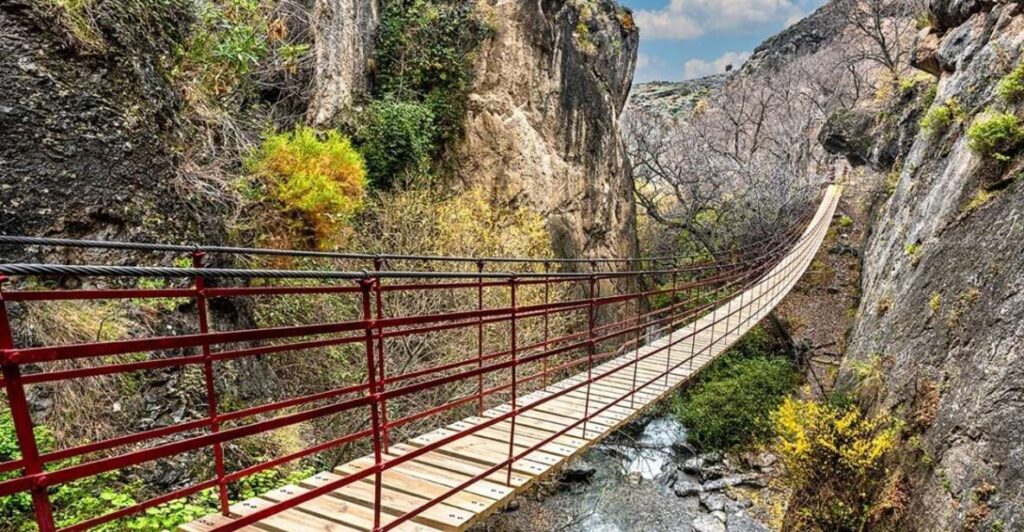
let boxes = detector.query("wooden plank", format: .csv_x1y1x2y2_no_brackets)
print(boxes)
300,472,473,531
178,514,262,532
408,429,556,475
389,443,532,487
260,484,437,532
228,497,360,532
334,463,490,514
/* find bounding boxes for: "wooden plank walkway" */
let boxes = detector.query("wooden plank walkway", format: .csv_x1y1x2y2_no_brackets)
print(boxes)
183,186,841,532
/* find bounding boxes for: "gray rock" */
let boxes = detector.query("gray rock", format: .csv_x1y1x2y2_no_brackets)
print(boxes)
674,480,704,497
560,459,596,483
727,511,769,532
692,513,726,532
724,498,753,513
703,474,762,491
682,456,704,474
700,492,728,512
712,511,727,523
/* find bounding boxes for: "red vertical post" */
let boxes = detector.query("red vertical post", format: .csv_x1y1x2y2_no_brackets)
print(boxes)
541,262,550,388
581,265,597,439
690,265,700,371
0,277,56,532
372,258,389,453
666,261,678,386
360,278,384,532
505,278,518,486
630,264,642,409
476,261,485,416
192,253,230,515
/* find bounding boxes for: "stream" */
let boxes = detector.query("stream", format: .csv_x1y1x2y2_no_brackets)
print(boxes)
484,415,775,532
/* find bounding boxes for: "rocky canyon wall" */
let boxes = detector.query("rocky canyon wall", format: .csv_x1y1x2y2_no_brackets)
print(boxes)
835,2,1024,528
455,0,639,263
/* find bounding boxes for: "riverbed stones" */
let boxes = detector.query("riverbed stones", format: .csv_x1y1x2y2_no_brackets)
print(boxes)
692,513,727,532
560,459,597,483
674,480,703,497
700,492,728,512
727,511,770,532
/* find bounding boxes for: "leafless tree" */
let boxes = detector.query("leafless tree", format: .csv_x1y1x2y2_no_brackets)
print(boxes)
843,0,924,79
626,67,833,259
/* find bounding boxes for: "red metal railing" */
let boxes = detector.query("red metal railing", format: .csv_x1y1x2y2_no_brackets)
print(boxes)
0,190,832,532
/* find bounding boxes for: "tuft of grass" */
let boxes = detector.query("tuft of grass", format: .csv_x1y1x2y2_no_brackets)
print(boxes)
996,63,1024,103
43,0,105,50
919,102,954,136
967,111,1024,161
876,295,892,317
905,242,922,265
962,189,994,216
929,292,942,315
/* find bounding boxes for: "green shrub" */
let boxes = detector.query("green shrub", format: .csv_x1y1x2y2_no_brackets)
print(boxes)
919,103,954,135
967,111,1024,161
772,397,902,531
247,126,367,248
372,0,493,156
174,0,269,101
356,99,436,187
962,188,994,215
672,327,799,451
837,215,854,228
997,63,1024,103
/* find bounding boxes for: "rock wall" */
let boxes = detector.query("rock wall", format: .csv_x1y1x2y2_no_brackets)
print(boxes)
837,2,1024,528
454,0,639,263
307,0,379,126
0,0,213,257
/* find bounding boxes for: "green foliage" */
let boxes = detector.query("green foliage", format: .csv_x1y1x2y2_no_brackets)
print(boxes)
672,327,800,451
369,0,494,176
962,188,994,215
772,398,902,531
919,103,954,135
929,292,942,315
42,0,104,49
356,99,437,187
247,126,367,248
904,242,921,257
967,111,1024,161
174,0,270,102
996,63,1024,103
837,215,854,229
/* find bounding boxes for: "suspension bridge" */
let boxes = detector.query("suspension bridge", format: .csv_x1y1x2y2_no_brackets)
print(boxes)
0,185,840,531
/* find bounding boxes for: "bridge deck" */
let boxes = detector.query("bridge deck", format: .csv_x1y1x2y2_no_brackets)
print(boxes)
183,186,840,532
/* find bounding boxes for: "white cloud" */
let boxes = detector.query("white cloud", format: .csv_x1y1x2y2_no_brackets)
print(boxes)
635,0,810,40
633,53,678,83
682,50,751,79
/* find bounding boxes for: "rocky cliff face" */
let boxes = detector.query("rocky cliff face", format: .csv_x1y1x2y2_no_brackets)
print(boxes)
307,0,379,126
454,0,639,262
835,2,1024,528
0,0,215,254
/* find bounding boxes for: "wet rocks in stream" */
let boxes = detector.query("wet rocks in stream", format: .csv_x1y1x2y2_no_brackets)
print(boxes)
482,415,774,532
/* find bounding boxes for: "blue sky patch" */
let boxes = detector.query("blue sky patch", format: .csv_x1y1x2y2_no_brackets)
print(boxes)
619,0,828,82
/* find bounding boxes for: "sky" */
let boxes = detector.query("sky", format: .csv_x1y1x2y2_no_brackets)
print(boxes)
619,0,829,83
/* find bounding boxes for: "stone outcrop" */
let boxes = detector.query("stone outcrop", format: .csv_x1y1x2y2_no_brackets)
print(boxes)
834,2,1024,529
0,0,215,257
454,0,639,262
307,0,379,126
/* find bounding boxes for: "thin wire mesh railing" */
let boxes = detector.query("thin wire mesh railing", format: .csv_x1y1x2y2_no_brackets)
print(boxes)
0,188,835,532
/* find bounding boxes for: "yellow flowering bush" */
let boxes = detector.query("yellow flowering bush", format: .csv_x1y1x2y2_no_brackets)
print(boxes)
772,397,901,531
246,126,367,249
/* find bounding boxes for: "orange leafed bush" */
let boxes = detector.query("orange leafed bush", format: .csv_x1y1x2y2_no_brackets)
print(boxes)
247,126,367,248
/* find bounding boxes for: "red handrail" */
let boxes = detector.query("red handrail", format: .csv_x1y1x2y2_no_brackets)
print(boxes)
0,189,833,532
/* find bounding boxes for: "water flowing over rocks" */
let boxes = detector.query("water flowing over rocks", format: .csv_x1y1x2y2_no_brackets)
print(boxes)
480,415,775,532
